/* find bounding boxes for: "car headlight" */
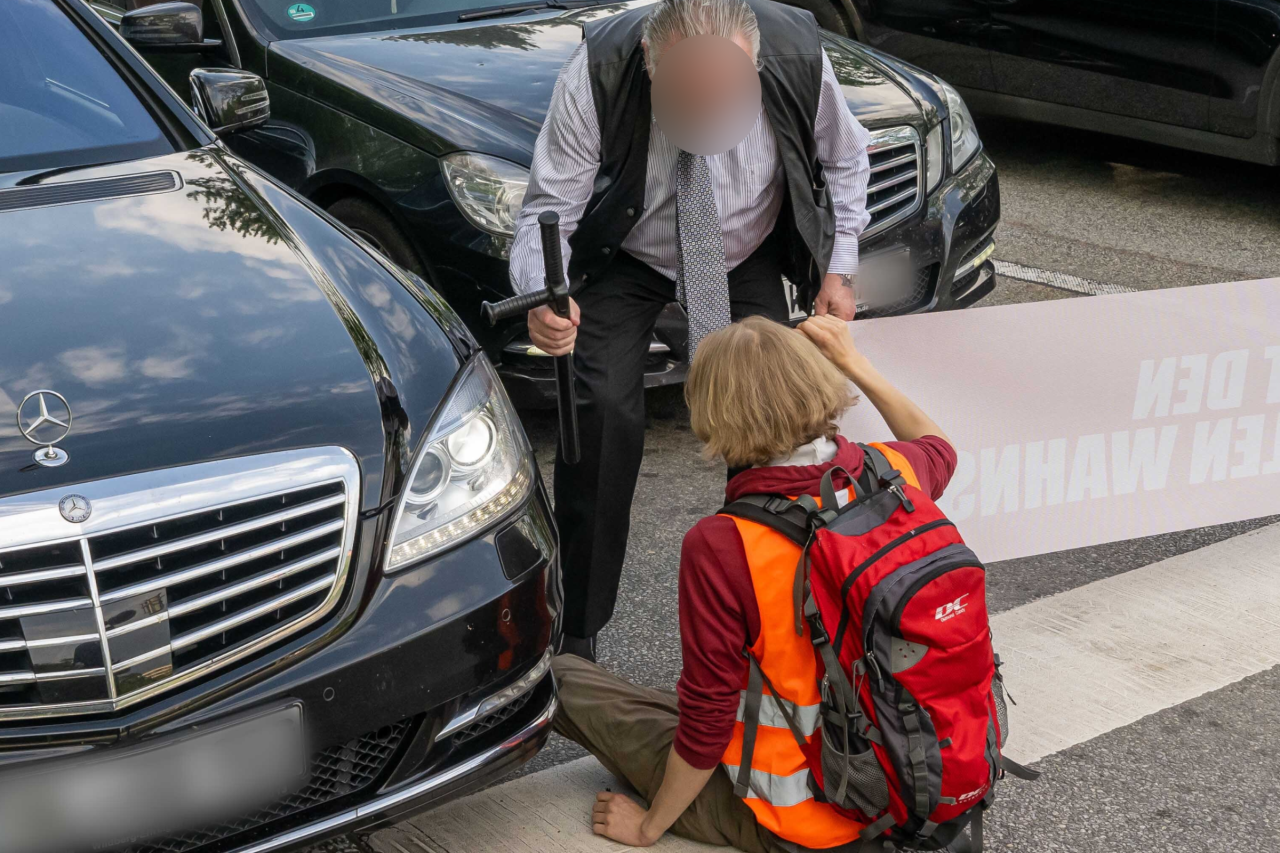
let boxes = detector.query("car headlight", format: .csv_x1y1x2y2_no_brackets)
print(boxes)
385,356,534,572
441,152,529,237
939,79,981,172
925,123,944,194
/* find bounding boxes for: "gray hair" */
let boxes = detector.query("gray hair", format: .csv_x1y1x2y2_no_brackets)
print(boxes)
642,0,761,74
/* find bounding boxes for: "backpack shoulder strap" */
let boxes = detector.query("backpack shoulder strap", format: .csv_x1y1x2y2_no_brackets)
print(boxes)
734,650,810,799
865,441,924,491
719,494,814,546
720,493,822,636
858,443,907,489
857,443,916,512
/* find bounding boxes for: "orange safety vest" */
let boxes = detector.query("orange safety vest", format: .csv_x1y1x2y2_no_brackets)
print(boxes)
721,443,920,850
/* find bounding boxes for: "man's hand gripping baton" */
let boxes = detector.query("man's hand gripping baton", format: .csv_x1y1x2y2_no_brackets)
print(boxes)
481,211,581,464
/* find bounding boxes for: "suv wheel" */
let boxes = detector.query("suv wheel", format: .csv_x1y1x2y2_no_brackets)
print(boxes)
328,197,425,276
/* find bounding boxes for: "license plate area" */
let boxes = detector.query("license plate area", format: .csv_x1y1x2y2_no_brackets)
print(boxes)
786,248,914,320
0,703,306,852
854,248,913,313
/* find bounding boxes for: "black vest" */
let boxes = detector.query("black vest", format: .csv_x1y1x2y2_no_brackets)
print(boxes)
569,0,835,306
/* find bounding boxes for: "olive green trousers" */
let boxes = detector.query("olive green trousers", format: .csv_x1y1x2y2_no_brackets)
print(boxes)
551,653,787,853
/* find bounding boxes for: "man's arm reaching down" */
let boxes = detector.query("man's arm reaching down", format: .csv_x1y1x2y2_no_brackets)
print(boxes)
812,49,872,320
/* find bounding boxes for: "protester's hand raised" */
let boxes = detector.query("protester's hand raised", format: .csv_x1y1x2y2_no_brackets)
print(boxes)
798,313,865,378
592,790,660,847
527,298,580,356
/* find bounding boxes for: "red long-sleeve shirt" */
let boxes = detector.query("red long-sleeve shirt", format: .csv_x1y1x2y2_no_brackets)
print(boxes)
674,435,958,769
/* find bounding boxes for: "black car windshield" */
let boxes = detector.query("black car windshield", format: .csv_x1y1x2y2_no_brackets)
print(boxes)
0,0,172,174
240,0,602,39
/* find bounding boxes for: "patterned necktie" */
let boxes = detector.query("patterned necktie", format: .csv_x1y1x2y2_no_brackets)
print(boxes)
675,150,731,355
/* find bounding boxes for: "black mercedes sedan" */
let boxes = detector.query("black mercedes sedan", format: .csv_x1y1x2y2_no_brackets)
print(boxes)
0,1,559,851
95,0,1000,407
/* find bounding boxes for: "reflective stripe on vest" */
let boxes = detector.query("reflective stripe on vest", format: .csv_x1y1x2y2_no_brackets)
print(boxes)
720,450,919,849
721,765,813,808
736,690,821,737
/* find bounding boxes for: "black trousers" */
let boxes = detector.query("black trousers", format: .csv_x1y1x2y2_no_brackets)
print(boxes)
554,239,791,638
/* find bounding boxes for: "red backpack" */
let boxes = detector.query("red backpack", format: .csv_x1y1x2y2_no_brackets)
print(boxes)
722,444,1037,852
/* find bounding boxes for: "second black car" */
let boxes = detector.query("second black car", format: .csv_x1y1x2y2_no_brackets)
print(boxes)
95,0,1001,406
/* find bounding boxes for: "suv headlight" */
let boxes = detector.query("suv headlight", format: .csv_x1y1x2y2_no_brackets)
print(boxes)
441,152,529,237
938,79,981,172
385,356,534,572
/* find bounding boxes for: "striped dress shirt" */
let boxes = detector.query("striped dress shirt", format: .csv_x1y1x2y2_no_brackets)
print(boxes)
510,42,873,294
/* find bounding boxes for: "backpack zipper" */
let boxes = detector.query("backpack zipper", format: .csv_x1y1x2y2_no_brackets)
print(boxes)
860,551,983,688
831,519,956,653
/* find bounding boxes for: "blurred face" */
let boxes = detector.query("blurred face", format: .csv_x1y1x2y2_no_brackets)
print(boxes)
648,34,762,156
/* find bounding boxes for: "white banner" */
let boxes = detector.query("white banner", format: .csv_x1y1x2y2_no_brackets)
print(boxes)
838,278,1280,563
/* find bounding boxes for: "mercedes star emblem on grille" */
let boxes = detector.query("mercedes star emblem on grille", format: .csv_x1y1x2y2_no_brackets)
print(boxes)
16,389,72,467
58,494,91,523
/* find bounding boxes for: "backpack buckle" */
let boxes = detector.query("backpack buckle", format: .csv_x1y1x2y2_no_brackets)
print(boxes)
810,625,829,646
763,496,794,514
806,602,830,646
889,484,916,513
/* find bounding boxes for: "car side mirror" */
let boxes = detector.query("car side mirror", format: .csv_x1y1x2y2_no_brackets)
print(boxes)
190,69,270,134
120,1,219,51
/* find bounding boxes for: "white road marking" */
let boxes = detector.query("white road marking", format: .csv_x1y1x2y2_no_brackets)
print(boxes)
998,520,1280,764
373,522,1280,852
993,259,1138,296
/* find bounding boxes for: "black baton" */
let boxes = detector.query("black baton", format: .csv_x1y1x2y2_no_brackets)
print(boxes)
481,211,581,464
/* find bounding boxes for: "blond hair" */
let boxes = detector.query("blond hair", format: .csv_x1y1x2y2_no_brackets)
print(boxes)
685,316,855,468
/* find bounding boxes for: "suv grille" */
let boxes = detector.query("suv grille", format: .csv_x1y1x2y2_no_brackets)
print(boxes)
0,449,359,720
863,126,923,239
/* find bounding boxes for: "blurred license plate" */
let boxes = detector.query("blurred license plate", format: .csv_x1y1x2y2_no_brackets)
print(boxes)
0,704,305,853
855,248,912,312
784,248,913,320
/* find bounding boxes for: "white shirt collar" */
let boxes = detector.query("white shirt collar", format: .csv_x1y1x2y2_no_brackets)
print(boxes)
762,435,840,468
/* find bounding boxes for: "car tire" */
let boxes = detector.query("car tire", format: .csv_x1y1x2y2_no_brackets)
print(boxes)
783,0,850,37
327,197,425,277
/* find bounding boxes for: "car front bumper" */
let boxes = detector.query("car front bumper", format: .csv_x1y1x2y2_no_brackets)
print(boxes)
226,684,558,853
494,150,1000,409
0,483,561,853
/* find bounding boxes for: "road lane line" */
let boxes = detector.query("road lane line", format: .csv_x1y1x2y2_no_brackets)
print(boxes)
993,259,1138,296
997,520,1280,764
374,520,1280,853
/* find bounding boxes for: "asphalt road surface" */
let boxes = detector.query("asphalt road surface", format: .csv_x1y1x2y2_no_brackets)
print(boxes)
306,118,1280,853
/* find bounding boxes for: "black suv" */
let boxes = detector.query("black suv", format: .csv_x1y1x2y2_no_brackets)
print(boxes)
0,1,558,851
93,0,1001,407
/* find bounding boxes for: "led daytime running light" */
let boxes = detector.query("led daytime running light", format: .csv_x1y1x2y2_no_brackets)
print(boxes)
388,466,531,570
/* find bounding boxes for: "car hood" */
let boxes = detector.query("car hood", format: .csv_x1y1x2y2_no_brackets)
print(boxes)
267,2,923,165
0,149,460,506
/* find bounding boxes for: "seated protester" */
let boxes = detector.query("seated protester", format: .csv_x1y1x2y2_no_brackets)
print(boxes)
551,314,958,852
